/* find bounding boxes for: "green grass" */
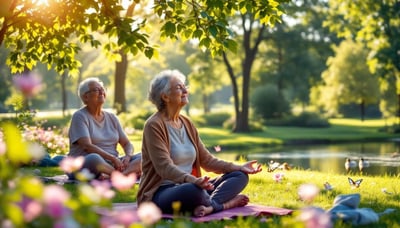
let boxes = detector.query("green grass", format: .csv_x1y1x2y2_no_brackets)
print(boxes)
29,164,400,227
21,117,400,227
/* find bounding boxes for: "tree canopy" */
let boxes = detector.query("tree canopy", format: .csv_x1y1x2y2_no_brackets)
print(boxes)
0,0,287,75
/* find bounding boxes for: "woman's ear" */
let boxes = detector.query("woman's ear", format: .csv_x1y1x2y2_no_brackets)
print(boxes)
161,93,169,103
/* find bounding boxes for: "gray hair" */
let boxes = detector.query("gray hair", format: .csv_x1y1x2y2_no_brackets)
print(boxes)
78,77,104,102
148,69,186,111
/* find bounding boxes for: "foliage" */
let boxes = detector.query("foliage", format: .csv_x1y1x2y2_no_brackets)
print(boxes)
0,121,160,227
324,0,400,80
201,112,231,127
264,112,330,128
1,0,288,75
251,84,290,119
118,110,153,129
222,117,265,133
315,39,380,119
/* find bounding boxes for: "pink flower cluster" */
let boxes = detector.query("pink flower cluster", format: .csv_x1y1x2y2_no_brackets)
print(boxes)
22,125,69,155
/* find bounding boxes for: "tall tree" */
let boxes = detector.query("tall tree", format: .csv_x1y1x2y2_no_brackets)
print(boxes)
324,0,400,119
222,13,269,132
317,40,379,120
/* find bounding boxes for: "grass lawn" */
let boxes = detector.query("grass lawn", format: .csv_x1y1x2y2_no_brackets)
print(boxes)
24,118,400,227
30,165,399,227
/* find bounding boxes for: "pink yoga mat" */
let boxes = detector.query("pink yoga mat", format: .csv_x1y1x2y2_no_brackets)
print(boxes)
97,202,293,222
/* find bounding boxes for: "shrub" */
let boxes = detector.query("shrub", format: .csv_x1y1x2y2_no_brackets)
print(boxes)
251,84,290,119
119,110,153,130
223,117,264,132
201,112,231,127
265,112,330,128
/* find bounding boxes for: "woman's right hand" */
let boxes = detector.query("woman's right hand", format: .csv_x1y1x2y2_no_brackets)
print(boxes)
195,176,214,190
112,157,124,171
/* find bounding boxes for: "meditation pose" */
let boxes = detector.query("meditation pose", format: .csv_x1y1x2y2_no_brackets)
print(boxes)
67,77,141,179
137,69,262,217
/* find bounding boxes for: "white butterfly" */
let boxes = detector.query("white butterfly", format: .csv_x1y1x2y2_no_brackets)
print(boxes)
348,177,363,188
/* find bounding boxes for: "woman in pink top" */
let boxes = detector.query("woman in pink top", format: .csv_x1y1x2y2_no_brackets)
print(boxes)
137,70,262,217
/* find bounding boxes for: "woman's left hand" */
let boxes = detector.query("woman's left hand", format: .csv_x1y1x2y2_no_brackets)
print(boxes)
121,155,131,168
240,160,262,174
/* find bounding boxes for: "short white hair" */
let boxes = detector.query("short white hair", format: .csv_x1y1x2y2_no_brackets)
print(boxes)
148,69,186,111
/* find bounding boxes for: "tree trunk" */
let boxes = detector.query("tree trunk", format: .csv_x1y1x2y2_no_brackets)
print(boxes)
112,2,136,114
222,52,240,131
61,71,67,117
114,50,127,114
202,93,210,113
360,99,365,121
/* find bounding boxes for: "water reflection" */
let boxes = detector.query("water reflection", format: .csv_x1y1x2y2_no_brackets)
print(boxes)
213,142,400,176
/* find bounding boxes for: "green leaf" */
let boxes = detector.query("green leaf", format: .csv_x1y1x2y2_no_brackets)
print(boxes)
193,29,203,39
4,203,24,226
2,122,32,165
163,21,176,36
209,25,218,38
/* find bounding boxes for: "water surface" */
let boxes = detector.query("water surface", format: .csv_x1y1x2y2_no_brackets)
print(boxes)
213,142,400,176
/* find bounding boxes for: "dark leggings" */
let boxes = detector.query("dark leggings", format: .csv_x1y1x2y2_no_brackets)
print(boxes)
152,171,249,215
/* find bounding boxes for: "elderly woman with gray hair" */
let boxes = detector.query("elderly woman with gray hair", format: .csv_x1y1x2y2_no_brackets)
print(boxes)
67,77,141,180
137,69,262,217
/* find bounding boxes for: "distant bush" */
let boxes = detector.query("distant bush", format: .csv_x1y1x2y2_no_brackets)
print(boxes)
378,125,400,134
38,115,71,129
191,115,207,127
119,110,153,129
201,112,231,127
223,117,264,132
251,84,290,119
265,112,330,128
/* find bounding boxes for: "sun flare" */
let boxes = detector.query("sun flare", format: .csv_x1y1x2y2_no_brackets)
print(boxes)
32,0,49,6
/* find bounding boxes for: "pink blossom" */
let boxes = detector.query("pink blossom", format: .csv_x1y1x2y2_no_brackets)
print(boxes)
100,216,117,228
298,183,320,203
111,171,137,192
43,185,71,218
59,156,84,173
18,197,43,222
115,210,140,226
298,207,332,228
0,141,6,155
12,72,42,98
137,202,162,225
214,145,221,152
91,180,115,199
273,173,284,183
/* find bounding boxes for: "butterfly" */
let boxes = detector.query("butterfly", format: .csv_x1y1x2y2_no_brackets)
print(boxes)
267,161,280,172
324,182,334,191
348,177,363,188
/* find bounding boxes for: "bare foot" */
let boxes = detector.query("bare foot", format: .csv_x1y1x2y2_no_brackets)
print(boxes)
98,173,110,180
193,205,213,217
223,194,249,210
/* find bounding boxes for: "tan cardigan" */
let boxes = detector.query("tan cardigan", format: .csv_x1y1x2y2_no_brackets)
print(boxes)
137,112,239,204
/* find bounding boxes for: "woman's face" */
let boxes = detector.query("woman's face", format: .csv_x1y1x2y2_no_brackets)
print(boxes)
165,77,189,109
84,81,106,106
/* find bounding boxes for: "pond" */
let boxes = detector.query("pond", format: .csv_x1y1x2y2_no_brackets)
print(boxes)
213,141,400,176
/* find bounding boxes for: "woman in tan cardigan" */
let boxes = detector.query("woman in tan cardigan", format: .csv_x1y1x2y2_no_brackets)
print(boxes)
137,69,262,217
